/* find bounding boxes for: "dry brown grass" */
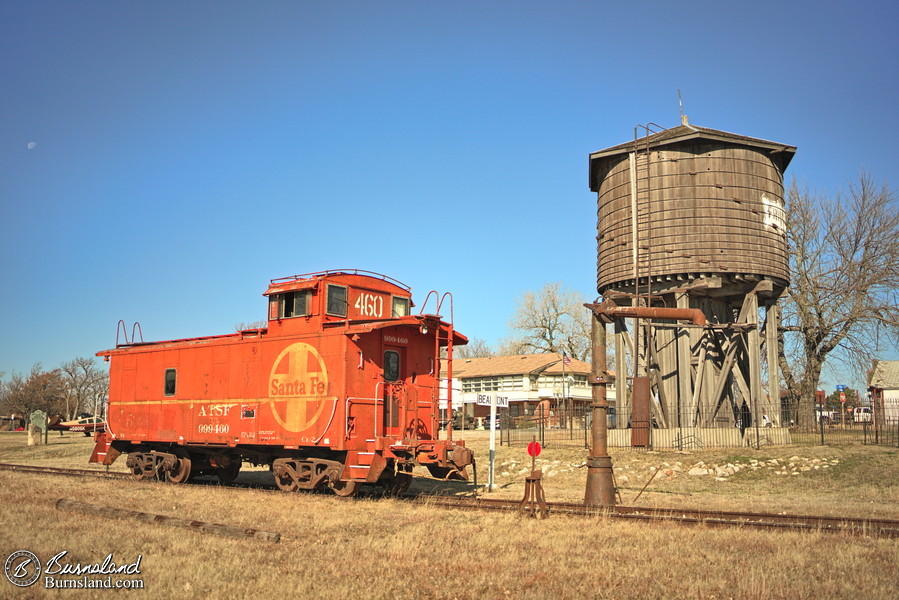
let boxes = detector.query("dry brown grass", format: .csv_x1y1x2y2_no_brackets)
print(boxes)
455,431,899,518
1,431,897,599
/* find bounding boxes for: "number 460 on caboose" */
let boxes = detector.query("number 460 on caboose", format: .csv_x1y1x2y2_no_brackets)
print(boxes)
90,270,473,496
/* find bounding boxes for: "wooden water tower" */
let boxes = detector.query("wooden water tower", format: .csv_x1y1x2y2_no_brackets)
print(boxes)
587,121,796,447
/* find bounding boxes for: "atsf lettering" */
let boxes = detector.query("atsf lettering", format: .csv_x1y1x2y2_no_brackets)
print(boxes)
198,403,237,417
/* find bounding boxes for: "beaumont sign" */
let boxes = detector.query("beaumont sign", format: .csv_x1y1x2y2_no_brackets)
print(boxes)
476,393,510,408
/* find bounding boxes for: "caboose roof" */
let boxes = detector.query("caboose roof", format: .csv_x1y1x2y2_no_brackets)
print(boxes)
340,314,468,346
589,123,796,191
263,269,411,297
452,353,591,378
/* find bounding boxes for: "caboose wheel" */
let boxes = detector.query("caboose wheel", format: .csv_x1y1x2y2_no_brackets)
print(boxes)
330,479,361,497
130,463,148,481
126,452,161,481
167,449,192,484
273,466,300,492
274,474,299,492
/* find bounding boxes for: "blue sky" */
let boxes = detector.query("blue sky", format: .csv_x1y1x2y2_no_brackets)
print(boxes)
1,1,897,392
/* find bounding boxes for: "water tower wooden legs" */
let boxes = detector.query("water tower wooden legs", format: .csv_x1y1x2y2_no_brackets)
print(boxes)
597,281,784,448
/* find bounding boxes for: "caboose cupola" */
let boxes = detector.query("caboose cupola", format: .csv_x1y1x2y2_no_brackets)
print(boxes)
264,270,414,327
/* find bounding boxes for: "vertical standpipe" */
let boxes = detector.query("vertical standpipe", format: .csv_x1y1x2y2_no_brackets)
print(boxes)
584,310,615,507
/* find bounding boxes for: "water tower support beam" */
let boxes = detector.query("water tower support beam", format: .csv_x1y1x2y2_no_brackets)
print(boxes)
747,292,763,447
645,330,671,429
701,332,741,426
765,303,781,425
689,334,710,426
676,292,695,424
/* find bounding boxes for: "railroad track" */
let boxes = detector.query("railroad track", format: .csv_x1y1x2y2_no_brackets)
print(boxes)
420,496,899,538
4,462,898,538
0,462,131,480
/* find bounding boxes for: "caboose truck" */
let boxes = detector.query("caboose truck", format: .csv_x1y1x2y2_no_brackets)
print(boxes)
90,270,473,497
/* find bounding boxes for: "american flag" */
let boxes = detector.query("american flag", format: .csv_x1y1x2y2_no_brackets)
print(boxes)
563,352,571,365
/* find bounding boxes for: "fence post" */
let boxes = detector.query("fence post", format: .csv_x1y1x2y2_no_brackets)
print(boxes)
569,405,574,441
819,415,825,446
539,405,545,446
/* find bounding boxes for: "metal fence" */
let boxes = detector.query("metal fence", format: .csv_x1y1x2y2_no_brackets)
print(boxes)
500,407,590,448
499,403,899,449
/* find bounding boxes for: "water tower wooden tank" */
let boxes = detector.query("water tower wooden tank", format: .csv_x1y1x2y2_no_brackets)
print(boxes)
588,122,796,448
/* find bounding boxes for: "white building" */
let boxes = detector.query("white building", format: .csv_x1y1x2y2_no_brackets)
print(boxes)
443,353,616,421
868,360,899,422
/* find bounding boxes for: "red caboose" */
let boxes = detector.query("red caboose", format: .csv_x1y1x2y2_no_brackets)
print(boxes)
91,270,473,496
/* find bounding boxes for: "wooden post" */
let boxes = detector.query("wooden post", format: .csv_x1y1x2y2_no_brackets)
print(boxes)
689,334,709,427
676,293,694,425
55,498,281,543
766,303,781,425
746,292,762,448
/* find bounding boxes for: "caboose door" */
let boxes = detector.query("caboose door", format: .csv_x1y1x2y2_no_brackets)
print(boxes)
382,346,405,436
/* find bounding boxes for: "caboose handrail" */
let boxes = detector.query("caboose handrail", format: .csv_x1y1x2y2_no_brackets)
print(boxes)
115,320,128,346
115,320,144,347
418,291,454,324
313,399,339,445
345,397,380,440
418,290,439,316
438,292,455,325
269,269,411,291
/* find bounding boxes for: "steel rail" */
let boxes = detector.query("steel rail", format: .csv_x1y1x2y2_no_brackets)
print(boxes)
0,462,131,479
4,463,897,538
415,496,899,539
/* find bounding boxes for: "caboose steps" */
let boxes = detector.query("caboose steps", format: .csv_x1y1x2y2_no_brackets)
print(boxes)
344,450,387,482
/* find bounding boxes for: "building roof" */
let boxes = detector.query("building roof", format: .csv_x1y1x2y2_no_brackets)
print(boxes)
543,357,592,375
588,123,796,191
869,360,899,389
452,353,591,378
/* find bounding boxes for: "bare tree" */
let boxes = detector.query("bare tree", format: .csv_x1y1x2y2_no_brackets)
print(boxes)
234,321,267,332
0,364,67,420
454,336,493,359
59,357,108,419
90,375,110,419
505,282,591,360
779,172,899,427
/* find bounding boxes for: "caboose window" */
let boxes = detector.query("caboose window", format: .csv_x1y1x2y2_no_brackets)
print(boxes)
391,296,410,317
164,369,177,396
384,351,400,382
326,284,348,317
269,290,311,319
282,291,310,318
